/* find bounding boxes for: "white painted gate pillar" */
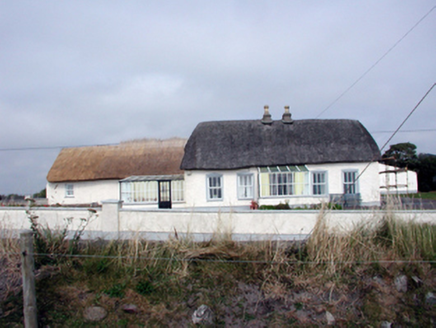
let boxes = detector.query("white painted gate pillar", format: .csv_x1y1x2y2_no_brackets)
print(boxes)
101,200,123,238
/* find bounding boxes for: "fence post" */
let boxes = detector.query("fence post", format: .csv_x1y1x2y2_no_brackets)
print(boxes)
20,231,38,327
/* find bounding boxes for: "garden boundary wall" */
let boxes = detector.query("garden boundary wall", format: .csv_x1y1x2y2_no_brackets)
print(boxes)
1,200,436,241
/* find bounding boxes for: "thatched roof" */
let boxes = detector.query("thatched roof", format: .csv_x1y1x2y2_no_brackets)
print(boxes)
181,119,380,170
47,138,186,182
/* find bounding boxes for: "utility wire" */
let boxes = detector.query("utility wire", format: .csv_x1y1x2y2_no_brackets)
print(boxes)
371,128,436,134
316,5,436,118
0,130,435,153
354,82,436,183
5,251,436,265
0,143,119,152
378,83,436,153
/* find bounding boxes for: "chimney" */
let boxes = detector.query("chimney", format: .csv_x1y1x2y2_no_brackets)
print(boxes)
282,105,293,124
261,105,273,124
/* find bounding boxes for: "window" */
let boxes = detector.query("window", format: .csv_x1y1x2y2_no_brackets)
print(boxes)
171,180,185,202
270,172,293,195
121,181,158,203
237,174,254,199
312,172,327,195
343,170,358,194
65,184,74,197
259,166,309,197
207,174,223,200
120,177,185,203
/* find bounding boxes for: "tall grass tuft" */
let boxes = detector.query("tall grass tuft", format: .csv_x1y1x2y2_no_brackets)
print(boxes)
306,201,436,275
26,208,96,265
375,216,436,261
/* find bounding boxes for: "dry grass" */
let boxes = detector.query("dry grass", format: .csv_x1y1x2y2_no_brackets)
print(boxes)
0,222,21,304
306,200,436,275
1,203,436,326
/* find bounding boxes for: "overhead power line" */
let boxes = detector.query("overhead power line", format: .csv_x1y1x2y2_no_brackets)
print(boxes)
371,128,436,134
316,5,436,118
355,82,436,183
0,143,119,152
0,129,435,153
378,83,436,153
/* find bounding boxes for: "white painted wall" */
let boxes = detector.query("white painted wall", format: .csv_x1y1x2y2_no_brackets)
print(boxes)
47,179,188,209
184,167,258,209
2,205,435,241
47,180,119,205
379,164,418,194
183,162,381,208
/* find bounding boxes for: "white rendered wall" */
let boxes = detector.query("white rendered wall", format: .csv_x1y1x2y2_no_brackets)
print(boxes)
305,162,381,207
183,162,381,208
47,180,119,205
2,205,436,241
184,167,258,209
379,164,418,194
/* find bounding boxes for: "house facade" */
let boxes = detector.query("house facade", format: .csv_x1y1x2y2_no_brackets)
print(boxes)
180,107,382,208
46,139,187,208
47,107,384,208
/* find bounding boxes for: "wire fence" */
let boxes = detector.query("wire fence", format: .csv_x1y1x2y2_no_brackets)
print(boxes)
3,251,436,265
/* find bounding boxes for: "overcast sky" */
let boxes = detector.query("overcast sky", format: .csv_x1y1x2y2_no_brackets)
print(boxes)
0,1,435,195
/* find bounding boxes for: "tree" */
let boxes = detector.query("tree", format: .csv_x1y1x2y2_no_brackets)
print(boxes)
417,153,436,192
381,142,419,170
33,188,46,198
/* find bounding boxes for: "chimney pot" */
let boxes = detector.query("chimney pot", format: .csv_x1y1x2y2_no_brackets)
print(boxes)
282,105,293,124
261,105,273,124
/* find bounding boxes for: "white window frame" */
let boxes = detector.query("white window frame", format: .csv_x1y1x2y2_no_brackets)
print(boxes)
343,170,359,194
237,173,254,200
312,171,328,195
65,184,74,198
207,174,223,201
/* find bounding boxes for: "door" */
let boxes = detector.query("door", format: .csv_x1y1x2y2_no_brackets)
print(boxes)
158,180,172,209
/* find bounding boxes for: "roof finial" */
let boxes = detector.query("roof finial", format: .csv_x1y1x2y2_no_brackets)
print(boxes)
261,105,273,124
282,105,293,124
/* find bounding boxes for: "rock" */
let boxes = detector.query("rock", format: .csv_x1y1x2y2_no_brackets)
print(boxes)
372,276,384,285
122,304,138,314
426,292,436,305
83,306,107,322
380,321,392,328
192,304,214,325
325,311,335,326
395,275,408,293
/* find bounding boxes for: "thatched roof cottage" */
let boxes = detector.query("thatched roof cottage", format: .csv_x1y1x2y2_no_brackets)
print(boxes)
46,138,186,207
47,107,382,208
180,106,381,208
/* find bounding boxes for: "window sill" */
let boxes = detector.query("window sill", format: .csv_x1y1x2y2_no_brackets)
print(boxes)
259,195,327,199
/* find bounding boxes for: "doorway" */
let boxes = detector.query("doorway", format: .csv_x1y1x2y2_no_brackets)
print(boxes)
158,180,172,209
